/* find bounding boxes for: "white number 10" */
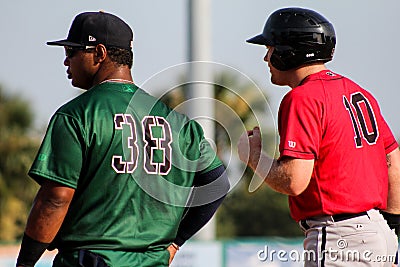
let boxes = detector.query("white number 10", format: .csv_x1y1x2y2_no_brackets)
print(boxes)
343,92,379,148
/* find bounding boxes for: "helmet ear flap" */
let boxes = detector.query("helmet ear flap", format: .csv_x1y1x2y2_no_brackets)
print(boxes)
270,46,297,71
269,50,288,71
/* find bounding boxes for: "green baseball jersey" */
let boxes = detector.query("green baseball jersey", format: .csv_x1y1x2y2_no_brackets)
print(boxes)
29,82,222,251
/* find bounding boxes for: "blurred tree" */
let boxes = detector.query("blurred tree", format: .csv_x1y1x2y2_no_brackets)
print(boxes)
159,72,302,238
0,85,39,242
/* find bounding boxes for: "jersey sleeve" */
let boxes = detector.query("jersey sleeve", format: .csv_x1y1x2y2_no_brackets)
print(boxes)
178,120,223,175
28,113,85,188
378,115,398,154
278,90,323,160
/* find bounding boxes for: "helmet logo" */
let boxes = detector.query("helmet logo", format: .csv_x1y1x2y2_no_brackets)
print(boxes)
306,53,315,58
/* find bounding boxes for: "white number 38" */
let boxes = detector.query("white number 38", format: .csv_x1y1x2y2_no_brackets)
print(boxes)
111,114,173,175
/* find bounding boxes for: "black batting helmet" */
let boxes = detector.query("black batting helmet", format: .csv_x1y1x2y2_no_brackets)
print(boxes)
247,7,336,71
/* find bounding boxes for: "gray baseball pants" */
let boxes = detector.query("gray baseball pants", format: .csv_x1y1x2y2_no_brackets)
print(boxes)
299,209,398,267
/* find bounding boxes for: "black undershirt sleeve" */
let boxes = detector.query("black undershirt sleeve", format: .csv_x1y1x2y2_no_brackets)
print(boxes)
174,165,230,246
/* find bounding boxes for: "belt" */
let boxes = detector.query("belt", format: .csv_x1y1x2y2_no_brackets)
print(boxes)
332,211,368,222
300,211,369,230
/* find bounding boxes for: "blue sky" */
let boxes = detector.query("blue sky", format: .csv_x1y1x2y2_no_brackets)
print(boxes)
2,0,400,138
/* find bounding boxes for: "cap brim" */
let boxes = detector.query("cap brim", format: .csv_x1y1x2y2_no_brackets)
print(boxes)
246,34,270,46
46,39,84,47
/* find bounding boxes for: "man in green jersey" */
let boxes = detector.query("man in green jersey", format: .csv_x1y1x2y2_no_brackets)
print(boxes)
16,11,229,267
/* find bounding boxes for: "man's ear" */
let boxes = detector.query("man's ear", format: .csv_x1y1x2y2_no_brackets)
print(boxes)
94,44,107,63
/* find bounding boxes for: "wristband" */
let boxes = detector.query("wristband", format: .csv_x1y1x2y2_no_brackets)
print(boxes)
16,233,50,267
171,242,180,251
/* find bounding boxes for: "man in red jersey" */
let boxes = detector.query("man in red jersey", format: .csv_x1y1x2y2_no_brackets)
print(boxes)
238,7,400,266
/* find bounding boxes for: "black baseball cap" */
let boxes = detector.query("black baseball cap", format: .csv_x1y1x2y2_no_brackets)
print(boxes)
47,11,133,50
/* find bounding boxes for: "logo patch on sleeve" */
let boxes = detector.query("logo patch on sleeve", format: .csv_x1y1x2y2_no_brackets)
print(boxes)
288,140,296,148
38,153,47,161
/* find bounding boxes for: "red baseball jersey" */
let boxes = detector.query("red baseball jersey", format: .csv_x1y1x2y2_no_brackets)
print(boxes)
278,70,398,222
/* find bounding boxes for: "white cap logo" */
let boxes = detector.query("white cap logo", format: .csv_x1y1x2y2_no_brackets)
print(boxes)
89,35,96,42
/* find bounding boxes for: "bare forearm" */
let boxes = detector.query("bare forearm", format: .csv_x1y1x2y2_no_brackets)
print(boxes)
24,182,74,242
251,153,296,195
386,149,400,214
17,182,74,267
25,196,70,242
249,152,313,196
237,127,313,196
